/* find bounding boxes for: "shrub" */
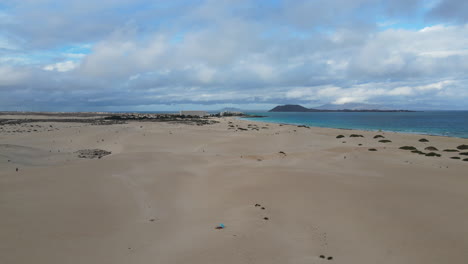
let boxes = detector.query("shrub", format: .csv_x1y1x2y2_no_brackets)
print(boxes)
411,150,425,155
450,157,460,159
459,152,468,156
425,146,438,151
425,152,441,157
368,148,377,151
400,146,417,150
379,140,392,143
419,138,429,142
443,149,459,152
457,144,468,150
336,135,345,138
373,135,385,139
350,134,364,137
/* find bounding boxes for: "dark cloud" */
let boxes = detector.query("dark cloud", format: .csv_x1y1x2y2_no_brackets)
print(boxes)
428,0,468,23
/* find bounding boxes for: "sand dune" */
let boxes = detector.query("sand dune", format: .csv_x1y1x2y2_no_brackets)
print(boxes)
1,114,467,264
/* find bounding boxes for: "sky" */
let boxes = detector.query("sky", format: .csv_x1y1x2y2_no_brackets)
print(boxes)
1,0,468,111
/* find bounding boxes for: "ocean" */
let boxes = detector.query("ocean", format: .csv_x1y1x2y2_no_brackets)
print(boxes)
242,111,468,139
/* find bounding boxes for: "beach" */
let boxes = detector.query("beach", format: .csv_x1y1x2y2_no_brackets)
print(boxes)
1,113,467,264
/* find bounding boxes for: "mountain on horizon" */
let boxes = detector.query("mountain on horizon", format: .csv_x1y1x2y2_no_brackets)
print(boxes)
316,102,391,110
268,105,310,112
268,104,414,112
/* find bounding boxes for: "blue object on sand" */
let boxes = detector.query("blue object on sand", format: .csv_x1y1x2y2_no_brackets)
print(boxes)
219,223,225,228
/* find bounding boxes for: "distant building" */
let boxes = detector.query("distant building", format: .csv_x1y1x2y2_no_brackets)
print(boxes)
179,111,208,117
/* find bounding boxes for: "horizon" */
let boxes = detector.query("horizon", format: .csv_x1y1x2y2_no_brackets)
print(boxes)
3,103,468,113
1,1,468,111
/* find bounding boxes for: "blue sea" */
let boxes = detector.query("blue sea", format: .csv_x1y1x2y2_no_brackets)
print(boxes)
242,111,468,139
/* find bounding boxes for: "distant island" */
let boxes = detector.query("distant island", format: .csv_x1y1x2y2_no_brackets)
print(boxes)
269,104,416,112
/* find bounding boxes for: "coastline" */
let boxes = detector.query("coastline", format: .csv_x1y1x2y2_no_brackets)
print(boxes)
241,116,468,139
1,113,467,264
240,111,468,139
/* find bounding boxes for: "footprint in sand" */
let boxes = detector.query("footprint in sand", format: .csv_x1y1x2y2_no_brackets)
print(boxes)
254,203,270,221
319,255,334,260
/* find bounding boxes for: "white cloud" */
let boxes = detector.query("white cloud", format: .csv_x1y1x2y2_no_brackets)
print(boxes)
350,24,468,78
43,61,78,72
63,53,87,59
414,80,453,90
333,97,365,104
387,86,413,95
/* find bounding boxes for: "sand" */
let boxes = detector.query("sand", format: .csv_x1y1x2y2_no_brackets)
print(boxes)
1,113,467,264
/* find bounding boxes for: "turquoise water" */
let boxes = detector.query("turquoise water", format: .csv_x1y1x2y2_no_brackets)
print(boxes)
242,111,468,139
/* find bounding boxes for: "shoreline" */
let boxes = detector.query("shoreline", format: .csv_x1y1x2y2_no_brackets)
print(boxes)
2,110,466,139
240,116,468,140
1,110,467,139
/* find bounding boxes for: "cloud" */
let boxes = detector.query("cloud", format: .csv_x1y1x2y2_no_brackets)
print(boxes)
283,80,461,107
428,0,468,23
0,0,467,110
0,66,28,86
348,25,468,79
43,61,78,72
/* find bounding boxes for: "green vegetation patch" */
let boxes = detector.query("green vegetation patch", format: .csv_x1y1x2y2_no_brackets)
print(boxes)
368,148,377,151
350,134,364,137
336,135,345,138
450,157,461,159
419,138,429,142
425,152,441,157
459,152,468,156
373,135,385,139
457,144,468,150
